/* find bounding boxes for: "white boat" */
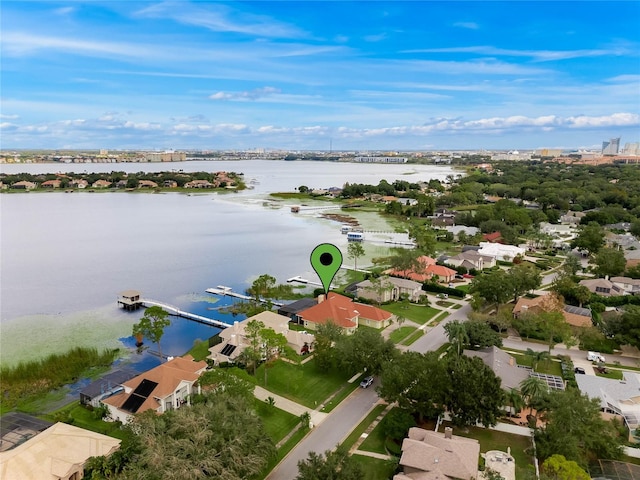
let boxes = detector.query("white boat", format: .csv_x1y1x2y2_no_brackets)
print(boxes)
347,231,364,242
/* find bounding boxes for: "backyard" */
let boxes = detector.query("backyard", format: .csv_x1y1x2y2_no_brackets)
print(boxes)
382,303,441,325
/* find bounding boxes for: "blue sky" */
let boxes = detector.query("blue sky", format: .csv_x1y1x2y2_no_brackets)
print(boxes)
1,1,639,150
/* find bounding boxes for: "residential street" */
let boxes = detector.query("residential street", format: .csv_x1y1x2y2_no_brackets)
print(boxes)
265,382,381,480
408,301,472,353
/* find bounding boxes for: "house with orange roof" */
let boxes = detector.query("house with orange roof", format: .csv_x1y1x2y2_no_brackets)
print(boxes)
101,356,207,424
513,293,593,328
387,255,457,283
298,292,394,334
482,231,503,243
41,179,61,188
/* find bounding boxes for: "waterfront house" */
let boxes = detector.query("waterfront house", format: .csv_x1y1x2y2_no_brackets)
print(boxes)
394,427,480,480
79,368,138,407
184,179,213,188
444,250,496,270
101,356,206,424
387,255,457,284
297,293,394,334
208,311,315,365
354,276,423,303
71,179,88,189
0,422,121,480
163,180,178,188
10,180,37,190
41,179,61,189
137,180,158,188
92,179,112,188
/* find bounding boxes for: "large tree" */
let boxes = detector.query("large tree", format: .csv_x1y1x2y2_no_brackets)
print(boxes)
334,327,397,376
571,222,605,255
592,247,626,278
464,319,503,350
469,270,513,310
535,389,624,467
507,263,542,302
541,455,590,480
444,320,469,356
133,306,171,361
313,320,343,372
117,392,275,480
378,351,447,422
443,355,504,427
296,446,363,480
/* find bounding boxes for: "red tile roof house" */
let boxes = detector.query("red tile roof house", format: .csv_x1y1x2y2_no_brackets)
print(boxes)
41,179,62,188
101,356,207,424
387,256,457,283
297,293,394,334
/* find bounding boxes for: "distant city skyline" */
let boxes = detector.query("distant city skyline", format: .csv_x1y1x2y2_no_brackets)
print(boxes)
1,1,639,150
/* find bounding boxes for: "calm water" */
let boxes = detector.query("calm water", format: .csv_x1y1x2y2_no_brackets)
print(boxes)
0,160,455,368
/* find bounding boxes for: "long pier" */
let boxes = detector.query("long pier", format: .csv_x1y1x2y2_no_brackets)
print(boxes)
141,299,231,329
205,286,284,307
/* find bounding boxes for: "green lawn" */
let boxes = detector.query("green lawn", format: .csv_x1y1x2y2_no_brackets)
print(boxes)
323,380,362,413
255,358,352,409
186,339,211,361
258,426,309,479
253,398,300,444
511,353,563,376
401,329,425,346
351,455,398,480
389,326,417,344
42,401,128,439
596,369,624,380
455,285,471,293
436,300,455,308
383,303,440,325
359,410,395,454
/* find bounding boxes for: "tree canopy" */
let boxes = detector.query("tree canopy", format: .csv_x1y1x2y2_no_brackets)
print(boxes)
133,306,171,360
296,446,364,480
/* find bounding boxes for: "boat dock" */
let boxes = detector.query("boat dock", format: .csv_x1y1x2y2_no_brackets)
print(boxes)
139,299,231,329
205,286,283,307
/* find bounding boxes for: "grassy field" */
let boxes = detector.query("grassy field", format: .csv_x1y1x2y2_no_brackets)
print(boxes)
359,412,393,454
255,358,352,409
511,353,563,376
351,455,398,480
596,369,624,380
43,401,129,439
401,329,425,346
382,303,440,325
186,339,211,361
253,398,300,444
389,326,417,344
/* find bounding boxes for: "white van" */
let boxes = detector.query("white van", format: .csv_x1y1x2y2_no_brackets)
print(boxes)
587,351,605,363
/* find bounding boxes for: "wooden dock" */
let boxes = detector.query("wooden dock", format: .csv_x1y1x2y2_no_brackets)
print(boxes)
140,299,231,329
205,286,284,307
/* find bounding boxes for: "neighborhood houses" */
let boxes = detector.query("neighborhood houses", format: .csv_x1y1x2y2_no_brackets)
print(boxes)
4,159,640,480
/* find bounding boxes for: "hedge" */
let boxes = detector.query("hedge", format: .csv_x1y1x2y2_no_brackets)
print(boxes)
421,283,465,298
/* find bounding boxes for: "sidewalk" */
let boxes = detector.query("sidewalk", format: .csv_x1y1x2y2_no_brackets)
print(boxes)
253,385,328,427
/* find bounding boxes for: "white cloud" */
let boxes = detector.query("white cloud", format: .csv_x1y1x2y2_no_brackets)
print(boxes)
0,114,20,120
404,45,632,62
135,2,306,39
209,87,281,101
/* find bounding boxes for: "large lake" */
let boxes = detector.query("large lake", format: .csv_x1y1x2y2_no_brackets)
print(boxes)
0,160,456,368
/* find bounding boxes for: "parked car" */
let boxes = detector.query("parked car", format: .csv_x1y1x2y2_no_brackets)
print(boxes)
436,293,449,299
574,367,586,374
462,274,475,279
455,274,464,280
360,376,374,388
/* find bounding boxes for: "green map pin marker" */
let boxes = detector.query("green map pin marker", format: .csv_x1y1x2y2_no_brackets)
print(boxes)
310,243,343,294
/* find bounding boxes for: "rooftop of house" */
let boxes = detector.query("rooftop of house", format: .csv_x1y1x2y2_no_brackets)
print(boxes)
0,423,121,480
464,346,529,391
102,356,206,414
299,292,392,328
397,427,480,480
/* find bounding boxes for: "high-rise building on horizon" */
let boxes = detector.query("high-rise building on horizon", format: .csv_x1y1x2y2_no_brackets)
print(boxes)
602,137,620,155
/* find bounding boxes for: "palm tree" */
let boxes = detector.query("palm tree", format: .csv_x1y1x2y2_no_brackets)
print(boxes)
525,348,550,371
505,388,524,418
444,320,469,356
519,376,548,422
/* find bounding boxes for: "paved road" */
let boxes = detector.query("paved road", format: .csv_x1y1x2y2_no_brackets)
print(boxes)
409,302,472,353
266,382,381,480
